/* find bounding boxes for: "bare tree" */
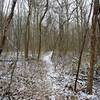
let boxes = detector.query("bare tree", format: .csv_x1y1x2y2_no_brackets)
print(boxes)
87,0,99,94
74,0,93,92
0,0,17,55
24,0,32,58
0,0,4,34
37,0,49,60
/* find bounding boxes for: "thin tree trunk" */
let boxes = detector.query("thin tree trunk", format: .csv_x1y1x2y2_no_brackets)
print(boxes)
24,0,32,58
87,0,99,94
97,13,100,57
74,0,93,92
37,0,48,60
0,0,17,55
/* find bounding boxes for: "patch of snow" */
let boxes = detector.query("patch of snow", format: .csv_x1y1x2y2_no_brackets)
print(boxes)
87,94,98,100
41,51,53,65
50,95,56,100
77,91,99,100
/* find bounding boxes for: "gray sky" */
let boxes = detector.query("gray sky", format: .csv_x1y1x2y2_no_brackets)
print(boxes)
4,0,28,15
3,0,92,24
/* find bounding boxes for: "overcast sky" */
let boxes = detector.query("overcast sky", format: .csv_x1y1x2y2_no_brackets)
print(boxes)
3,0,92,24
3,0,28,15
4,0,91,12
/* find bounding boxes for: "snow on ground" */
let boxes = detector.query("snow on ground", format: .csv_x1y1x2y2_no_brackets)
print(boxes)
40,51,99,100
0,51,100,100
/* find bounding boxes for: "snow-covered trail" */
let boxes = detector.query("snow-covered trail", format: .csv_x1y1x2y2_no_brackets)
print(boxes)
41,51,72,100
41,51,60,94
41,51,54,74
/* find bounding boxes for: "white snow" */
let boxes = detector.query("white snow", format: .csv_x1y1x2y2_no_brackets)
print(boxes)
0,51,99,100
41,51,53,65
87,95,98,100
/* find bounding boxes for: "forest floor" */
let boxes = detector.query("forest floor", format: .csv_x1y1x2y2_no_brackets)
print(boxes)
0,51,100,100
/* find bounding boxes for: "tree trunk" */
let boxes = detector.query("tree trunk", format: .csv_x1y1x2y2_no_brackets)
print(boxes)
0,0,17,56
74,0,93,92
87,0,99,94
37,0,48,60
25,0,32,58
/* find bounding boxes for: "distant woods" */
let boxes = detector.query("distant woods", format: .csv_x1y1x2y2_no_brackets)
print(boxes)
0,0,100,59
0,0,89,56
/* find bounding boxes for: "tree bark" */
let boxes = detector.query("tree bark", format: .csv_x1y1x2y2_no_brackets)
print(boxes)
37,0,48,60
25,0,32,58
0,0,17,55
74,0,93,92
87,0,99,94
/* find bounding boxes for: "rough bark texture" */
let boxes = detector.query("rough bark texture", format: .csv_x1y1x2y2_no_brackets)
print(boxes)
87,0,99,94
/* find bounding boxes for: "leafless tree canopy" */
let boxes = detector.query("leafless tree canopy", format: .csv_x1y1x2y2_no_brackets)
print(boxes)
0,0,100,99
